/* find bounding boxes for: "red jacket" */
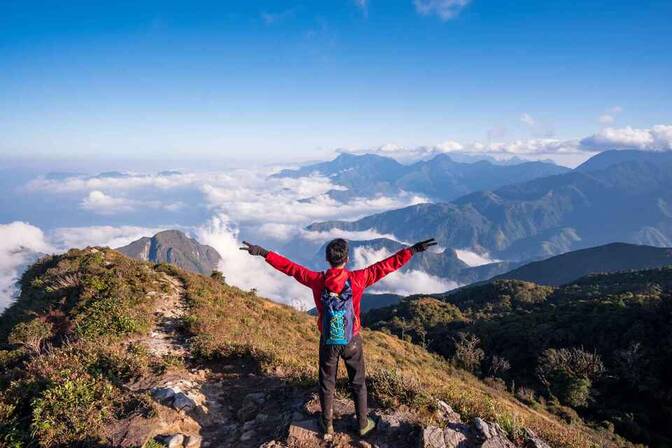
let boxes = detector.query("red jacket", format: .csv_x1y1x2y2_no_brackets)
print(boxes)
265,248,414,336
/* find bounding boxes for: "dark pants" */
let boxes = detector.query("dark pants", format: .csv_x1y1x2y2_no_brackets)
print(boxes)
318,334,368,429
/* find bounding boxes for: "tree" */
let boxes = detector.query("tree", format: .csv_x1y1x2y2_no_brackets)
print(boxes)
452,332,484,373
536,347,605,407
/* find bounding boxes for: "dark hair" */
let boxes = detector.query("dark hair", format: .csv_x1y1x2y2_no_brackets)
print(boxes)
326,238,349,267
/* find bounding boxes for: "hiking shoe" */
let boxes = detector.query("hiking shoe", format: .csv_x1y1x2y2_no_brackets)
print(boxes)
319,417,334,436
359,417,376,437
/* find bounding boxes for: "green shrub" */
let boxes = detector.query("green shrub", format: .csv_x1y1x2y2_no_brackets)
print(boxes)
8,319,52,354
31,376,115,447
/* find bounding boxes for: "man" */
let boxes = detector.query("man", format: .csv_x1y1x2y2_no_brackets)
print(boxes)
240,237,437,437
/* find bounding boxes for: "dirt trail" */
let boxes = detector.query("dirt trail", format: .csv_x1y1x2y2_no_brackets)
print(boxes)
143,273,188,358
138,273,307,448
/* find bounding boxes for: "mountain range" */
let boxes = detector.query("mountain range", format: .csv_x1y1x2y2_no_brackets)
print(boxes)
117,229,221,275
308,150,672,261
275,152,569,202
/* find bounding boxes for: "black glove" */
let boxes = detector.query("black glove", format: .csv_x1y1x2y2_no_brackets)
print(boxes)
239,241,269,257
410,238,438,254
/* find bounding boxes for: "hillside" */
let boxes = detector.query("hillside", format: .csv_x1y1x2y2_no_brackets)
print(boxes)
117,229,222,275
274,153,568,202
308,150,672,260
493,242,672,285
0,248,628,447
365,267,672,447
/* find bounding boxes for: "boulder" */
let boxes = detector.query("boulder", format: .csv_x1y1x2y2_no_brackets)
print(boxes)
472,418,515,448
185,434,203,448
151,387,177,403
421,426,446,448
173,392,197,412
287,419,322,446
437,401,462,423
155,434,184,448
443,423,471,448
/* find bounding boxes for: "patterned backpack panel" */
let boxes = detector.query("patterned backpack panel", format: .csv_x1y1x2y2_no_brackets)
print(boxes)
321,279,354,345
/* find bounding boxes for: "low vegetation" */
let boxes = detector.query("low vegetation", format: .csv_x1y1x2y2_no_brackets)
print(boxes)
0,248,640,447
0,248,162,447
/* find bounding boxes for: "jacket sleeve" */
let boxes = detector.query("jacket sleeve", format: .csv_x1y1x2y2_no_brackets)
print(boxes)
351,248,414,289
265,251,322,288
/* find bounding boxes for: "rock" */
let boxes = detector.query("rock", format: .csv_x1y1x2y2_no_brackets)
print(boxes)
240,429,256,441
287,419,322,446
255,413,269,423
472,419,515,448
173,392,197,412
151,387,176,402
359,441,373,448
155,434,184,448
523,429,551,448
260,441,285,448
245,392,266,404
443,423,470,448
482,438,516,448
421,426,446,448
473,418,494,440
185,434,203,448
242,420,256,431
437,401,462,423
237,392,266,421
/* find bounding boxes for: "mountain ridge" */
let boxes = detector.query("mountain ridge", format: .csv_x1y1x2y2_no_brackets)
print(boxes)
117,229,221,275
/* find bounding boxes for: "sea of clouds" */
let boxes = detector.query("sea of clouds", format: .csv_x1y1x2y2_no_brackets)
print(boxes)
0,167,445,310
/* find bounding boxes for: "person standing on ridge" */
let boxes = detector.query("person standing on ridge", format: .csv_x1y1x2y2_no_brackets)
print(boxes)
239,237,437,438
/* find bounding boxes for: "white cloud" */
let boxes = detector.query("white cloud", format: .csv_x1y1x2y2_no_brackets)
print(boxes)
80,190,184,215
0,222,53,310
580,125,672,151
352,246,459,295
598,105,623,126
521,113,536,127
49,225,168,250
598,114,615,125
414,0,471,20
354,0,368,16
301,228,402,243
81,190,136,214
196,214,313,309
455,249,499,267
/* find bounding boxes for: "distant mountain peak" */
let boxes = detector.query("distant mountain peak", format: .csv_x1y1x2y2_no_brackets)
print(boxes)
117,230,221,275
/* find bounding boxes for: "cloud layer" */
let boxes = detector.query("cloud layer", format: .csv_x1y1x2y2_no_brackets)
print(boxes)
0,222,53,309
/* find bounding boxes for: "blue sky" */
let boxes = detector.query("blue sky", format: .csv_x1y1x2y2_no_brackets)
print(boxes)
1,0,671,162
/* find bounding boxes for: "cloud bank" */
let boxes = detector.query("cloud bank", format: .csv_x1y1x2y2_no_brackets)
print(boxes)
0,222,53,309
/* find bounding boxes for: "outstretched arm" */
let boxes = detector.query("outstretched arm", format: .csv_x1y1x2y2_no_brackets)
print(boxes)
240,241,321,288
352,238,437,289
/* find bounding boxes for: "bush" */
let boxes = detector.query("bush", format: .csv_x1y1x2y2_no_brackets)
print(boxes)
452,332,484,373
8,319,52,354
536,347,604,407
31,376,115,447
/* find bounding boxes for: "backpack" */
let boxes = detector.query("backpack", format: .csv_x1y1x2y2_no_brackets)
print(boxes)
320,277,354,345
